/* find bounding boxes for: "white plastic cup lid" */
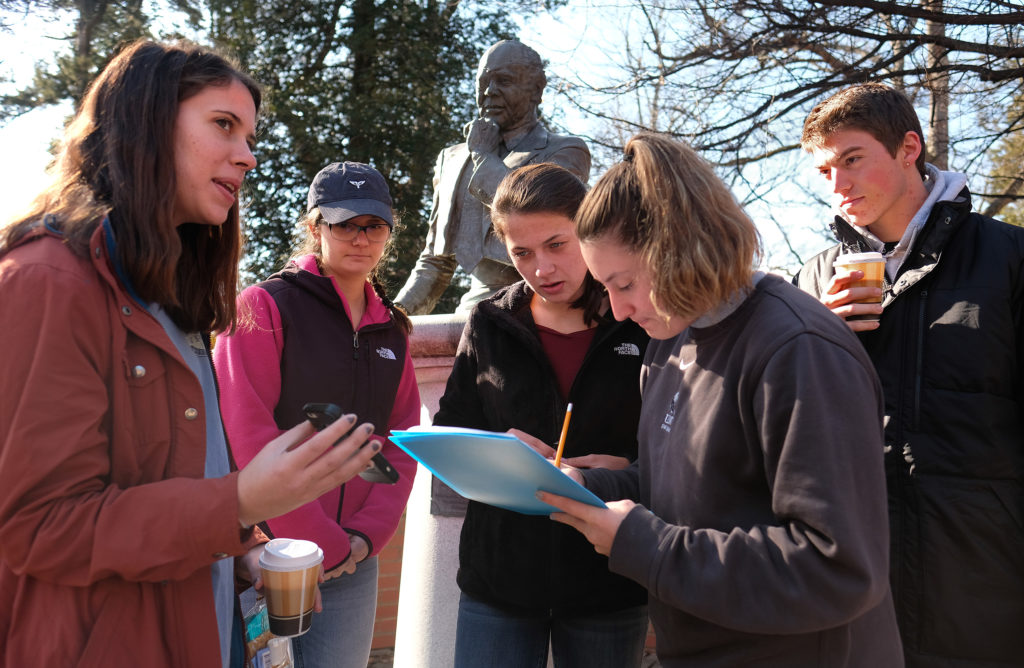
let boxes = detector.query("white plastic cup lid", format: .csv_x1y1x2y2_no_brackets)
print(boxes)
834,251,885,265
259,538,323,571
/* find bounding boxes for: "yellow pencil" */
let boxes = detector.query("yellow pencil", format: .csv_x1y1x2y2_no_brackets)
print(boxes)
553,402,573,468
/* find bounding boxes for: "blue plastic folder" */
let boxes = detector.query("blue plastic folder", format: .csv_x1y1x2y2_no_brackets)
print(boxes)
389,426,608,515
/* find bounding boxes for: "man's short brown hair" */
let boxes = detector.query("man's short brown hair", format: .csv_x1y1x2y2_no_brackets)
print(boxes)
801,83,926,175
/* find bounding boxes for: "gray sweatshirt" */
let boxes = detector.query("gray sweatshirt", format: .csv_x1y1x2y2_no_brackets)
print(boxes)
585,275,903,667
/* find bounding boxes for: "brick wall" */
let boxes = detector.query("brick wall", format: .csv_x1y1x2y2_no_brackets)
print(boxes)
371,512,405,649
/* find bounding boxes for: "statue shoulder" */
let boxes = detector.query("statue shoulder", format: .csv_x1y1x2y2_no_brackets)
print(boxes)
551,132,588,149
543,128,589,152
535,127,591,180
540,126,589,146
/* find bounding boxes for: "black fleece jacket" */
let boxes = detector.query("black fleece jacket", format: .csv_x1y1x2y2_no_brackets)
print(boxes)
434,281,649,613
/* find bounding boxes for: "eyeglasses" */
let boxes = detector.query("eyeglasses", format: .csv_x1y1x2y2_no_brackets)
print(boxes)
323,221,391,243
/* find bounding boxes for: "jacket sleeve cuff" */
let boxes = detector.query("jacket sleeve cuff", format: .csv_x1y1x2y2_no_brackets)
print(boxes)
344,528,374,559
607,503,661,587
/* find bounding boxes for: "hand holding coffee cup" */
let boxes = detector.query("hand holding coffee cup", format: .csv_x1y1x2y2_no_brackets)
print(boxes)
825,251,885,329
260,538,324,637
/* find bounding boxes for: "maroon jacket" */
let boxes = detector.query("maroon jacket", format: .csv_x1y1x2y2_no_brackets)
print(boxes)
0,224,265,667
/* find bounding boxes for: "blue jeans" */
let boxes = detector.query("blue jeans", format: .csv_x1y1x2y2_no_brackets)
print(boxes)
292,556,378,668
454,592,649,668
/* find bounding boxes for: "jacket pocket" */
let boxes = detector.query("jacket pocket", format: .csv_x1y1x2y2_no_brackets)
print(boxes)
113,337,172,486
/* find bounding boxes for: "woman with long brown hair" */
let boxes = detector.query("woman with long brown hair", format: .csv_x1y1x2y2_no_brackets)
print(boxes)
0,40,382,667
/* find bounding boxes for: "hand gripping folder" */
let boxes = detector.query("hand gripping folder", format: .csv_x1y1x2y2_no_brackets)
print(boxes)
389,426,607,515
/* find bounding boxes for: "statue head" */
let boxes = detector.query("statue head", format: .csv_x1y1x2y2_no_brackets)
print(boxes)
475,40,546,133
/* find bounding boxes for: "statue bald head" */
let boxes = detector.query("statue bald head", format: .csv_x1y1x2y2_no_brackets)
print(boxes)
475,40,546,132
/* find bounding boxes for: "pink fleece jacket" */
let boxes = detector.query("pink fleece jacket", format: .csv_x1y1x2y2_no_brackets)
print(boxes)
213,254,419,569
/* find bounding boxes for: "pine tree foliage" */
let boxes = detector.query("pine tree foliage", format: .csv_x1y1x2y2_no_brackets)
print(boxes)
206,0,549,305
1,0,201,116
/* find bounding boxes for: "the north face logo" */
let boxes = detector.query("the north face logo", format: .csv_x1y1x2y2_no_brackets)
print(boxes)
376,347,397,360
350,180,366,189
613,342,640,356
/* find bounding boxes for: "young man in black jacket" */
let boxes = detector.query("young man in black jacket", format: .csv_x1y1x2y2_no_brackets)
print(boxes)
794,82,1024,668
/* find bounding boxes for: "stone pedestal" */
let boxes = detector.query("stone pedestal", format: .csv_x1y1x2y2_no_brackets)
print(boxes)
393,313,467,668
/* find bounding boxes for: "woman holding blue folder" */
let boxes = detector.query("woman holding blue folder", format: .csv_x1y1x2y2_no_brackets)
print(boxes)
434,163,651,668
538,133,903,666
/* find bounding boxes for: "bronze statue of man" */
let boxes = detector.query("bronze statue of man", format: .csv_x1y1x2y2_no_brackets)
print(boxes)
394,40,591,314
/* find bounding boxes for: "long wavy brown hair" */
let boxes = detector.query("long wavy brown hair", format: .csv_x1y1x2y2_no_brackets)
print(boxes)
0,39,261,333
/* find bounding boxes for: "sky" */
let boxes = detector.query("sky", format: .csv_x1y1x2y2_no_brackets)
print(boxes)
0,2,831,273
0,9,74,222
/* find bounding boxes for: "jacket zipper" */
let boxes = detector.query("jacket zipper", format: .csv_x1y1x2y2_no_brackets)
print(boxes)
352,329,360,360
912,290,927,433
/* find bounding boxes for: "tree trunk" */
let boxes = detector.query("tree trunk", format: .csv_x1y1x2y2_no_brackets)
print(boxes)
982,175,1024,219
924,0,949,169
73,0,107,107
345,0,378,164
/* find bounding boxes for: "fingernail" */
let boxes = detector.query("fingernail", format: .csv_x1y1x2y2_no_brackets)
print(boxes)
364,424,374,434
344,414,356,422
372,441,381,452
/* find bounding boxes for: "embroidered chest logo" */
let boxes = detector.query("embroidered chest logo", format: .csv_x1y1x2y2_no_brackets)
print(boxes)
661,391,679,433
350,180,366,189
613,342,640,356
376,347,397,360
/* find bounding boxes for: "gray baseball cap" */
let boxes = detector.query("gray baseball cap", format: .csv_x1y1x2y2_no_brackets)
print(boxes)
307,161,393,227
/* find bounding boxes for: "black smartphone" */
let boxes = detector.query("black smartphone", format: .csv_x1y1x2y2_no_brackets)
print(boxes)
303,402,344,430
301,402,399,485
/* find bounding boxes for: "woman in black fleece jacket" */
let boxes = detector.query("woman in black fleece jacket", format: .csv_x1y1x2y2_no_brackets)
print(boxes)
434,164,650,668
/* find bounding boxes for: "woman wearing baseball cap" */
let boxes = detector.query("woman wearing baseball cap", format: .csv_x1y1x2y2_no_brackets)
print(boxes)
214,162,420,668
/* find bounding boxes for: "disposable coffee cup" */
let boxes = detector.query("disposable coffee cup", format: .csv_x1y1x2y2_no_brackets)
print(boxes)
259,538,323,637
833,251,885,322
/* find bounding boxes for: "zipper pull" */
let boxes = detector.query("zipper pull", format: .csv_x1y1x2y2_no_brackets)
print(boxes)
352,330,360,360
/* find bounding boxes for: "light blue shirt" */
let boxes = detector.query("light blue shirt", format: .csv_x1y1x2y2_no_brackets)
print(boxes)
148,304,234,668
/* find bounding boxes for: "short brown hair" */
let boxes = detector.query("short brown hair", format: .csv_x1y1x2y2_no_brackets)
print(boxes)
491,163,606,326
801,83,926,175
491,163,586,241
575,133,761,321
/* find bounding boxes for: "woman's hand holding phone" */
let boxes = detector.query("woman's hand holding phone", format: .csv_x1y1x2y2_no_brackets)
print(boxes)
304,402,399,485
236,415,380,529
